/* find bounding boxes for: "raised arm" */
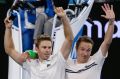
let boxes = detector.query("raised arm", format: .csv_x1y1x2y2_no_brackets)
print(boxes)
55,7,74,60
100,4,115,56
4,17,28,65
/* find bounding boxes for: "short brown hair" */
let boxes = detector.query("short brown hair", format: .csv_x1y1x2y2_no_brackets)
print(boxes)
35,34,52,48
76,35,94,50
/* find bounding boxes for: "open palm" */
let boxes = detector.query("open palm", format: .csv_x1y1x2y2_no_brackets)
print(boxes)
101,4,115,20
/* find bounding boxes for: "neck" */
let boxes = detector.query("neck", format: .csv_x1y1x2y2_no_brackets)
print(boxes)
76,58,87,64
39,57,45,63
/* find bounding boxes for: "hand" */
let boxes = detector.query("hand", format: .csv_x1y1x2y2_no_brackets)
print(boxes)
101,4,115,20
54,7,66,18
4,17,13,29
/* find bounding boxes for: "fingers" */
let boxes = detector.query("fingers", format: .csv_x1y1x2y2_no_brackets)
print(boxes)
55,7,64,14
106,4,110,10
54,7,66,18
111,5,113,10
101,3,115,20
4,17,12,24
101,15,105,18
4,16,13,29
102,3,113,12
101,5,106,13
103,4,108,11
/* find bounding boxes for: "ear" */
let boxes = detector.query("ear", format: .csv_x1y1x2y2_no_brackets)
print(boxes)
35,47,39,52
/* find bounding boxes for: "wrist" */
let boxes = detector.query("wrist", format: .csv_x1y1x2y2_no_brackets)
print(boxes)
109,18,115,25
6,27,12,30
109,18,115,21
61,15,68,21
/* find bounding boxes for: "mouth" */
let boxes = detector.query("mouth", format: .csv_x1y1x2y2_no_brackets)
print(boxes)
45,54,50,57
82,56,87,60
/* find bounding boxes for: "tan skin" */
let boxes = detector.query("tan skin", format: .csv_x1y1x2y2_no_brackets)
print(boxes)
77,42,93,63
76,4,115,64
35,40,52,61
4,7,74,65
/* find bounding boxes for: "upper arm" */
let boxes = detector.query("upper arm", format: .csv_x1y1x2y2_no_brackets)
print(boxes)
61,39,72,60
100,40,110,57
8,49,28,65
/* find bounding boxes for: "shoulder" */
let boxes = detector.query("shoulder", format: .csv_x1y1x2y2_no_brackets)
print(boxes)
24,59,39,66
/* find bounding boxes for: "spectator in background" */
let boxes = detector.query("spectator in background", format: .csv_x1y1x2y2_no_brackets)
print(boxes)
95,0,114,2
33,0,55,40
33,0,69,40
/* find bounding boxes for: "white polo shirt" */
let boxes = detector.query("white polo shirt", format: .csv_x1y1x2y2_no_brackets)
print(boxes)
22,51,66,79
66,48,107,79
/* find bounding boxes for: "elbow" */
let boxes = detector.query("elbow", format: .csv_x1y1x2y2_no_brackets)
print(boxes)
67,38,74,47
67,36,74,43
4,42,15,55
105,41,112,50
4,46,14,55
106,39,112,45
5,47,11,55
106,43,111,49
104,37,113,46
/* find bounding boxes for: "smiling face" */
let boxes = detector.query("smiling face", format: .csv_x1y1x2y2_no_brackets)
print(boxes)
76,41,93,63
36,40,52,61
35,35,52,61
76,36,94,63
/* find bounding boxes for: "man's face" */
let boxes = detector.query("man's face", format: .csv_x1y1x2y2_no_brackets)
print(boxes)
36,40,52,60
77,41,93,63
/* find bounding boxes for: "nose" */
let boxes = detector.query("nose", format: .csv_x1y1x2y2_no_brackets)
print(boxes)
83,51,88,56
45,47,51,52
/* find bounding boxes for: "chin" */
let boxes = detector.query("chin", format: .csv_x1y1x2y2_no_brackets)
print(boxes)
82,59,88,63
44,56,50,60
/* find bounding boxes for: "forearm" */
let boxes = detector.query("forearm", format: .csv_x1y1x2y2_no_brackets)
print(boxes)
60,16,74,59
56,7,74,59
4,28,15,54
61,15,74,41
104,18,115,44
